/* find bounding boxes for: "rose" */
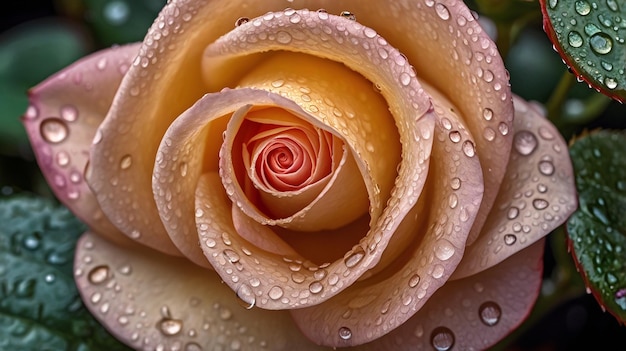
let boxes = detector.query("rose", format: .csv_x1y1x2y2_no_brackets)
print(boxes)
22,0,577,349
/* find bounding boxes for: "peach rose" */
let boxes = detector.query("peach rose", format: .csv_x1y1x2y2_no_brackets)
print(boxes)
23,0,577,349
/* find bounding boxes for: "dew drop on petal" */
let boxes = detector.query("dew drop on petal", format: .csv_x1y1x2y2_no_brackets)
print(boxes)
462,140,476,157
40,118,69,144
435,3,451,20
589,32,613,55
532,198,549,210
538,160,555,175
408,273,421,288
504,234,517,245
60,105,78,122
119,154,132,170
159,317,183,336
340,11,356,21
268,286,284,300
513,130,538,156
88,265,110,284
236,284,256,309
479,301,502,326
338,326,352,340
309,281,324,294
431,327,455,351
235,17,249,26
344,247,365,268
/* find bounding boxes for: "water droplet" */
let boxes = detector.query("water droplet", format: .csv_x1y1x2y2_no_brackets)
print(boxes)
448,131,461,143
223,249,240,263
309,281,324,294
604,76,618,89
431,327,455,351
482,107,494,121
159,317,183,336
450,177,461,190
60,105,78,122
498,122,509,136
399,72,411,86
589,32,613,55
276,31,292,44
507,206,519,220
236,284,256,309
409,273,421,288
513,130,538,156
24,105,39,120
538,160,555,176
606,0,619,11
549,0,558,8
504,234,517,245
575,0,591,15
568,31,583,48
462,140,476,157
120,154,132,170
344,247,365,268
479,301,502,326
40,118,69,144
88,265,111,284
56,151,70,167
435,3,451,20
483,127,496,141
532,198,549,210
435,240,455,261
268,286,284,300
338,326,352,340
340,11,356,21
235,17,249,26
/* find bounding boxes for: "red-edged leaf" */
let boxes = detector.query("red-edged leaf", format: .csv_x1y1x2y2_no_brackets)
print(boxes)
540,0,626,103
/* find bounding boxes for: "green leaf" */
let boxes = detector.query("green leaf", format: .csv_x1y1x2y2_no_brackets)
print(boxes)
0,194,132,350
567,130,626,324
540,0,626,103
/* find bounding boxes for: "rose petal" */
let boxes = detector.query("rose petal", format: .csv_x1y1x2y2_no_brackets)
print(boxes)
22,44,140,247
290,90,483,346
451,95,578,279
74,232,329,351
223,105,369,231
203,7,436,279
355,240,545,351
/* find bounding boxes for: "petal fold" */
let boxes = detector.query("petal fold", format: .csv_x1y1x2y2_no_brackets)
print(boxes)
452,96,577,279
74,232,328,351
289,91,483,346
23,43,140,246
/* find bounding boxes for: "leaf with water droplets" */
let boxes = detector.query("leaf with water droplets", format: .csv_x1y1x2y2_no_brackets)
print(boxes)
540,0,626,102
567,129,626,324
0,195,132,350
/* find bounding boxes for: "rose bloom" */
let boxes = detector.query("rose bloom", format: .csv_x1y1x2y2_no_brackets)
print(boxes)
23,0,577,350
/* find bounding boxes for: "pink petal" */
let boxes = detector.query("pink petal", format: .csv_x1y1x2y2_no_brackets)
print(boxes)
74,231,329,351
290,87,483,346
355,240,546,351
452,95,578,279
22,44,140,246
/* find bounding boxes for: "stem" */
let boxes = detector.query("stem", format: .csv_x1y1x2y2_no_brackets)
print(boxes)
545,70,575,126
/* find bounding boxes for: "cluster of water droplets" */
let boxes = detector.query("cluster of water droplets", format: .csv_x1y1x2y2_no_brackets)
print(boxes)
548,0,624,93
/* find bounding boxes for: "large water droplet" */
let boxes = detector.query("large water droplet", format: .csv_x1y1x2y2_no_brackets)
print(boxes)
276,31,292,44
532,198,549,210
434,240,455,261
549,0,558,8
309,281,324,294
589,32,613,55
604,76,618,89
448,131,461,143
479,301,502,326
431,327,455,351
236,284,256,309
575,0,591,15
268,286,284,300
235,17,249,26
504,234,517,245
568,31,583,47
340,11,356,21
538,160,555,176
435,3,451,20
409,273,421,288
120,154,132,170
40,118,69,144
159,317,183,336
462,140,476,157
338,326,352,340
513,130,538,156
88,265,111,284
344,247,365,268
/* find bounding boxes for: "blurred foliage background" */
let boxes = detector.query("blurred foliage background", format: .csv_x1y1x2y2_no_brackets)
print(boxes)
0,0,625,350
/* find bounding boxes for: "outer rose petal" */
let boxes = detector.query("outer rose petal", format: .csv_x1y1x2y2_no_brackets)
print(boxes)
452,96,578,279
290,85,483,346
22,44,140,247
74,232,329,351
355,240,545,351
